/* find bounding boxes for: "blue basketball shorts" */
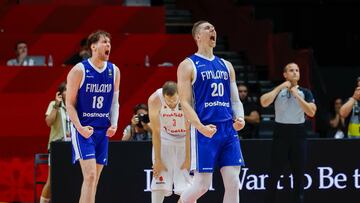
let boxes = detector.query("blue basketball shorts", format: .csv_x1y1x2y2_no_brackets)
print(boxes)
70,125,109,165
190,120,245,173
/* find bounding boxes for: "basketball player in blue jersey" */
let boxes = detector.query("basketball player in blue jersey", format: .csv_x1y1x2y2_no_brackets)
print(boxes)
177,20,246,203
66,30,120,203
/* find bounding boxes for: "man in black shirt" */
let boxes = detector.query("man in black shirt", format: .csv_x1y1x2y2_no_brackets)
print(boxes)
63,38,90,65
238,84,260,138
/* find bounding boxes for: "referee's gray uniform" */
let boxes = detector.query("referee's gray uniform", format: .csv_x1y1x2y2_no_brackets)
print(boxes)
267,87,315,203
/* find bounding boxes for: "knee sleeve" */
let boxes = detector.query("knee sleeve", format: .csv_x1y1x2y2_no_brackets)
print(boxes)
151,190,166,203
221,166,240,191
181,172,212,203
221,166,241,203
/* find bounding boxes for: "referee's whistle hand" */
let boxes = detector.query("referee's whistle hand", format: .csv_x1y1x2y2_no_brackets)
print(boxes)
281,81,291,89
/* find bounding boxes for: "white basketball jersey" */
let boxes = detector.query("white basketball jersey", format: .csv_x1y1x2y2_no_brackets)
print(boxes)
156,89,186,142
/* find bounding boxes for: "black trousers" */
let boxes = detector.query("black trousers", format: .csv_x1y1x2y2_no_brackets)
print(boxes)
266,123,307,203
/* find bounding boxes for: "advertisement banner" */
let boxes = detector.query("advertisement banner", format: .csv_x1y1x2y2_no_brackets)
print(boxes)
51,139,360,203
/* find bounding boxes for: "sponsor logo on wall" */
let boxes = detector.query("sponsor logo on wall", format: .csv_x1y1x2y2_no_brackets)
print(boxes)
143,167,360,192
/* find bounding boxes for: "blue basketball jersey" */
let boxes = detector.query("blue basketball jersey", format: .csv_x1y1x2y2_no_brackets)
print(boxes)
188,54,233,124
77,59,114,129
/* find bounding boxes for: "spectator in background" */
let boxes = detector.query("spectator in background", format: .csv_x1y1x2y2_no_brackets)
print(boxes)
40,81,70,203
6,41,34,66
340,77,360,138
238,84,260,138
63,38,91,66
328,97,346,138
122,103,152,141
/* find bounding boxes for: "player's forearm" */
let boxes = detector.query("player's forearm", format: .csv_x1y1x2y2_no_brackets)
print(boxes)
181,101,203,130
110,91,120,127
230,81,244,119
185,128,190,163
67,105,82,130
152,130,162,161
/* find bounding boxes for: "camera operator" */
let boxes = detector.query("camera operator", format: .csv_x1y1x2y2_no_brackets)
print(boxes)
339,77,360,138
40,81,69,203
122,103,152,141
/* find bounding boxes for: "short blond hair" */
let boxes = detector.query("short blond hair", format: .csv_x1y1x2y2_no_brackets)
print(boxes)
191,20,209,39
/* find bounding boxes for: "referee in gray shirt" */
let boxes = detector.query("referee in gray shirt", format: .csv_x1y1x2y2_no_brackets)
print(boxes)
260,63,317,203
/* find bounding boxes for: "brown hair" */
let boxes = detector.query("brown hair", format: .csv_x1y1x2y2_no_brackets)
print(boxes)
237,83,248,90
87,30,111,55
14,41,27,51
133,103,148,114
192,20,209,39
283,62,297,72
162,81,177,96
58,81,67,94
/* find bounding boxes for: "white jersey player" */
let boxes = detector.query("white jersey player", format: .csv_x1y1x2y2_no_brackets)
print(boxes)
148,81,192,203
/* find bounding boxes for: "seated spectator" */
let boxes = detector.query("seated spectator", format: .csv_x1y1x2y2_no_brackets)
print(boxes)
340,77,360,138
7,41,34,66
238,84,260,138
328,97,346,138
63,38,90,65
122,103,152,141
